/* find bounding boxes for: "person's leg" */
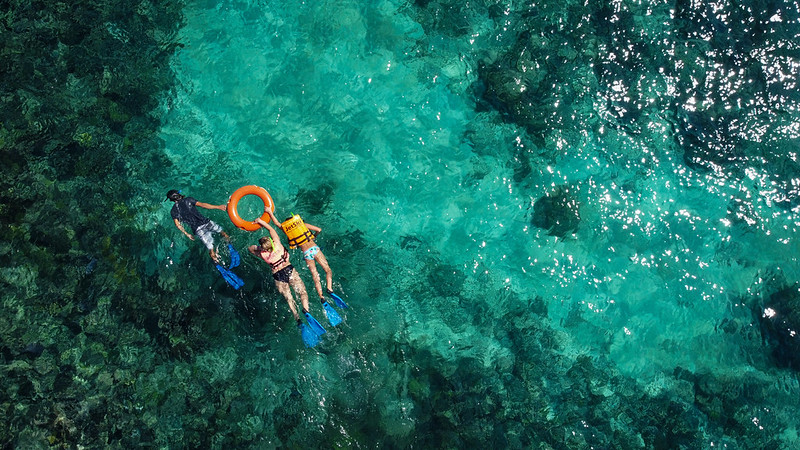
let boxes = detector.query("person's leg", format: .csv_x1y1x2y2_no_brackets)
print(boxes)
288,270,311,313
212,231,232,262
314,251,334,293
304,258,325,299
274,281,300,321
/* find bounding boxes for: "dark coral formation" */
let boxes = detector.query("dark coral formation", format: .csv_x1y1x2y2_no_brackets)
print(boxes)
757,282,800,371
531,185,581,238
468,0,800,207
670,0,800,177
1,0,186,446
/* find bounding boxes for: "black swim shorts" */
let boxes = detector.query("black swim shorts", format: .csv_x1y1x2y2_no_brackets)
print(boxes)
272,265,294,283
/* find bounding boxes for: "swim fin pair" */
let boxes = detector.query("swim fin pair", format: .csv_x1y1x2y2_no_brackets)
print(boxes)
298,311,326,348
216,244,243,289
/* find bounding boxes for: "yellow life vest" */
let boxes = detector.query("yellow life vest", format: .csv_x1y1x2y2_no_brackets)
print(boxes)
281,214,314,248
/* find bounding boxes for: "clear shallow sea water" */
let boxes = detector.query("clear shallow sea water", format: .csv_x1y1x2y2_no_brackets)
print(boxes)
3,0,800,447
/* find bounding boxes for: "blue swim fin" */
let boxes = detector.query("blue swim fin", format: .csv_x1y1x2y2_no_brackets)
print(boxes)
228,244,240,268
216,264,244,290
322,301,342,326
304,311,327,336
328,291,349,309
298,323,320,348
232,273,244,289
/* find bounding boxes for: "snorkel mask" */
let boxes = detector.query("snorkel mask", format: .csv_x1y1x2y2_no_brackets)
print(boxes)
166,189,183,201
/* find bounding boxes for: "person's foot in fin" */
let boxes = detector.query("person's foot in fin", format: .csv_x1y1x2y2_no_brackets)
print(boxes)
220,266,244,291
320,298,342,326
216,264,244,290
328,290,348,309
297,320,320,348
303,310,326,336
228,244,240,268
230,270,244,289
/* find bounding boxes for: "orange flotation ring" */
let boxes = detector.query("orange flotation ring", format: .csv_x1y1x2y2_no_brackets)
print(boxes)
227,185,275,231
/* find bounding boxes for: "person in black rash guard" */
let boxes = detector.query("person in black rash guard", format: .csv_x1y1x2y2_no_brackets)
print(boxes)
166,189,230,263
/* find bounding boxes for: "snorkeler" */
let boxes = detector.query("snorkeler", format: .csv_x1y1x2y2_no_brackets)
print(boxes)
249,217,327,347
167,190,243,288
265,209,349,311
166,189,230,263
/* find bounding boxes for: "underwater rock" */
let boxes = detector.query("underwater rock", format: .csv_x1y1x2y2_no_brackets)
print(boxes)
427,264,467,297
529,295,548,317
399,235,423,250
676,110,743,172
412,0,473,38
52,365,76,393
344,369,362,379
293,183,334,216
85,257,98,275
531,185,581,238
1,345,12,363
21,342,45,358
77,296,97,314
757,283,800,371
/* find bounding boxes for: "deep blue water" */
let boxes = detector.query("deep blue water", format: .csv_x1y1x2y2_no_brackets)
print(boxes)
2,0,800,447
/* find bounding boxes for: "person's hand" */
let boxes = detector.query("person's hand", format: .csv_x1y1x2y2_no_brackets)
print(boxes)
185,233,194,240
254,218,266,226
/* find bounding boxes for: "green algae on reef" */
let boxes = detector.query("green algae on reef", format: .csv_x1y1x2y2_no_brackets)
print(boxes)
0,0,187,447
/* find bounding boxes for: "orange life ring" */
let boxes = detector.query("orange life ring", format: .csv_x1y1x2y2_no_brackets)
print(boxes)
227,185,275,231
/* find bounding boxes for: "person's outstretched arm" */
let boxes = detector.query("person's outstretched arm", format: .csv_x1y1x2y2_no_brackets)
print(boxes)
255,218,282,243
265,209,280,226
174,219,193,240
196,201,226,211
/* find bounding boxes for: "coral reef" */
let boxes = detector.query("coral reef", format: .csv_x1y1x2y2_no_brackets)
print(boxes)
2,0,799,448
753,274,800,371
531,185,581,238
0,0,190,447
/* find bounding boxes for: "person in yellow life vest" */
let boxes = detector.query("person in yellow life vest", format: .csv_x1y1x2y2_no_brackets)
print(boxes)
249,217,327,348
266,209,349,312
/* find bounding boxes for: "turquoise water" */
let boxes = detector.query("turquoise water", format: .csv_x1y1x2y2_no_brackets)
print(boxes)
3,0,800,447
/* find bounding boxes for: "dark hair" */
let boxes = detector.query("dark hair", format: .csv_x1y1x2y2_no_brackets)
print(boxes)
166,190,183,201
